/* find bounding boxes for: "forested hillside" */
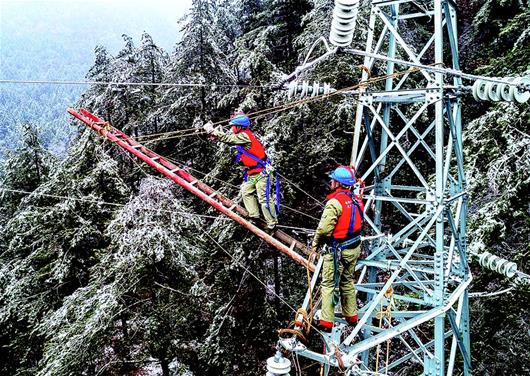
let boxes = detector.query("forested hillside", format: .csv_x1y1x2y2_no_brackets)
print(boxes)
0,0,528,375
0,0,187,157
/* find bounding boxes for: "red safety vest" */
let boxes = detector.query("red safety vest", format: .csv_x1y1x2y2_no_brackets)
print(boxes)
326,188,364,239
237,129,267,175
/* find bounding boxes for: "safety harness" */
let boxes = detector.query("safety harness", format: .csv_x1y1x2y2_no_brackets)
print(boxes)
234,146,281,215
329,190,364,305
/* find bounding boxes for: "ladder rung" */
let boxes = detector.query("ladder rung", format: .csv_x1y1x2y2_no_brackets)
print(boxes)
131,144,142,149
228,203,237,211
289,241,296,252
151,156,160,161
208,192,217,198
189,180,199,185
169,167,180,173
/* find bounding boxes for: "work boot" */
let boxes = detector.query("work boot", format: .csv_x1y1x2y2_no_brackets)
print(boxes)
249,217,265,227
345,314,359,326
317,319,334,333
266,222,277,232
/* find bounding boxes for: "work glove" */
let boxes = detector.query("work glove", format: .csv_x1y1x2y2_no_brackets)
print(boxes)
265,163,275,175
203,121,215,134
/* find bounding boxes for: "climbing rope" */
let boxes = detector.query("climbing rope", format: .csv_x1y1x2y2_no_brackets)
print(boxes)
375,284,394,376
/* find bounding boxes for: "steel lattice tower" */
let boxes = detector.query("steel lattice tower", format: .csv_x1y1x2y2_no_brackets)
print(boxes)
348,0,471,374
272,1,472,375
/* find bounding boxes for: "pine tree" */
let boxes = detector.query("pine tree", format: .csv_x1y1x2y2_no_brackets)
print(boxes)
236,0,265,34
264,0,312,69
35,177,204,376
82,34,169,137
163,0,236,121
0,132,130,374
0,124,55,217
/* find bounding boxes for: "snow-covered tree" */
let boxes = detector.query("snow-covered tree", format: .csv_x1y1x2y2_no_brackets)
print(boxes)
35,177,204,376
162,0,236,122
0,124,55,218
0,132,129,374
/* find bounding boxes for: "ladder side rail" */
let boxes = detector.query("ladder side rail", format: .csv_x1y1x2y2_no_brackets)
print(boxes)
77,109,309,255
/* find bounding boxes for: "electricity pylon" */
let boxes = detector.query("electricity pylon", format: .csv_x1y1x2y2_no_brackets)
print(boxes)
271,1,472,375
349,1,471,374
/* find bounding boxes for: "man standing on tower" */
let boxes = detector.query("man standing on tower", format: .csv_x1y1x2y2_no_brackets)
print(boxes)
312,165,364,332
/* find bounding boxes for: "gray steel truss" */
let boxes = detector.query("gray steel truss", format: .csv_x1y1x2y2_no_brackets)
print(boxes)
276,1,472,375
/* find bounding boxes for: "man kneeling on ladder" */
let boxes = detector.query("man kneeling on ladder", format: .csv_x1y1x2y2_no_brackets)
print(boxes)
203,113,279,230
311,165,364,332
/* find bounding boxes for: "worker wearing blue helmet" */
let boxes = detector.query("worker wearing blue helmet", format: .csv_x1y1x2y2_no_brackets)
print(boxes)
204,113,279,230
312,165,364,332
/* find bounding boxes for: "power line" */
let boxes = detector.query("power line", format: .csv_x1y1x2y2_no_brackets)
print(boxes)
0,187,227,221
344,48,530,89
469,287,514,298
0,79,274,89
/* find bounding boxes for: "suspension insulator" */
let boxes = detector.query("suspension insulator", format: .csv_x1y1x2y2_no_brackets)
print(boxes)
266,352,291,375
477,251,518,279
287,80,335,99
329,0,360,47
472,77,530,103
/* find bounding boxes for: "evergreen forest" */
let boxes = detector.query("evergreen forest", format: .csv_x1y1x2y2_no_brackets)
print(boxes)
0,0,529,375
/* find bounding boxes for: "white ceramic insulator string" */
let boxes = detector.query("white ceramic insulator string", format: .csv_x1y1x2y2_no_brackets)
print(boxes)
329,0,360,47
287,80,335,99
476,251,518,279
472,76,530,103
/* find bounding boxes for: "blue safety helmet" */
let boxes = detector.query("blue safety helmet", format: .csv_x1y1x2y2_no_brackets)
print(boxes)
229,114,251,128
329,165,357,186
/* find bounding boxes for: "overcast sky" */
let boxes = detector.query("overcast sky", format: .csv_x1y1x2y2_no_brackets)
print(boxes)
0,0,193,52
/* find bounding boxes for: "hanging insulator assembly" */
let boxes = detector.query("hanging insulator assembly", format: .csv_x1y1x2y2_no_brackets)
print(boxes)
476,251,518,279
472,77,530,103
329,0,360,47
287,80,335,99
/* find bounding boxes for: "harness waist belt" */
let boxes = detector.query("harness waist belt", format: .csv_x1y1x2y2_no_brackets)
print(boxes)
333,233,362,250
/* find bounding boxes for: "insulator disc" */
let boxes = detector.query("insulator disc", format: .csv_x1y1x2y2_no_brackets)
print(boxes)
486,80,502,102
323,82,331,95
311,82,319,97
301,81,309,97
287,81,297,100
513,76,530,103
473,79,489,101
500,77,515,101
266,355,291,375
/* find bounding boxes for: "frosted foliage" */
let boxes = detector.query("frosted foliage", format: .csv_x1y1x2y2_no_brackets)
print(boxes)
107,177,203,269
163,0,236,112
31,177,204,375
465,103,530,255
36,285,121,376
233,26,283,84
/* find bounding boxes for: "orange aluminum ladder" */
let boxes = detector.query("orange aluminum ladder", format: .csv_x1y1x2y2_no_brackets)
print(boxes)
68,108,315,271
